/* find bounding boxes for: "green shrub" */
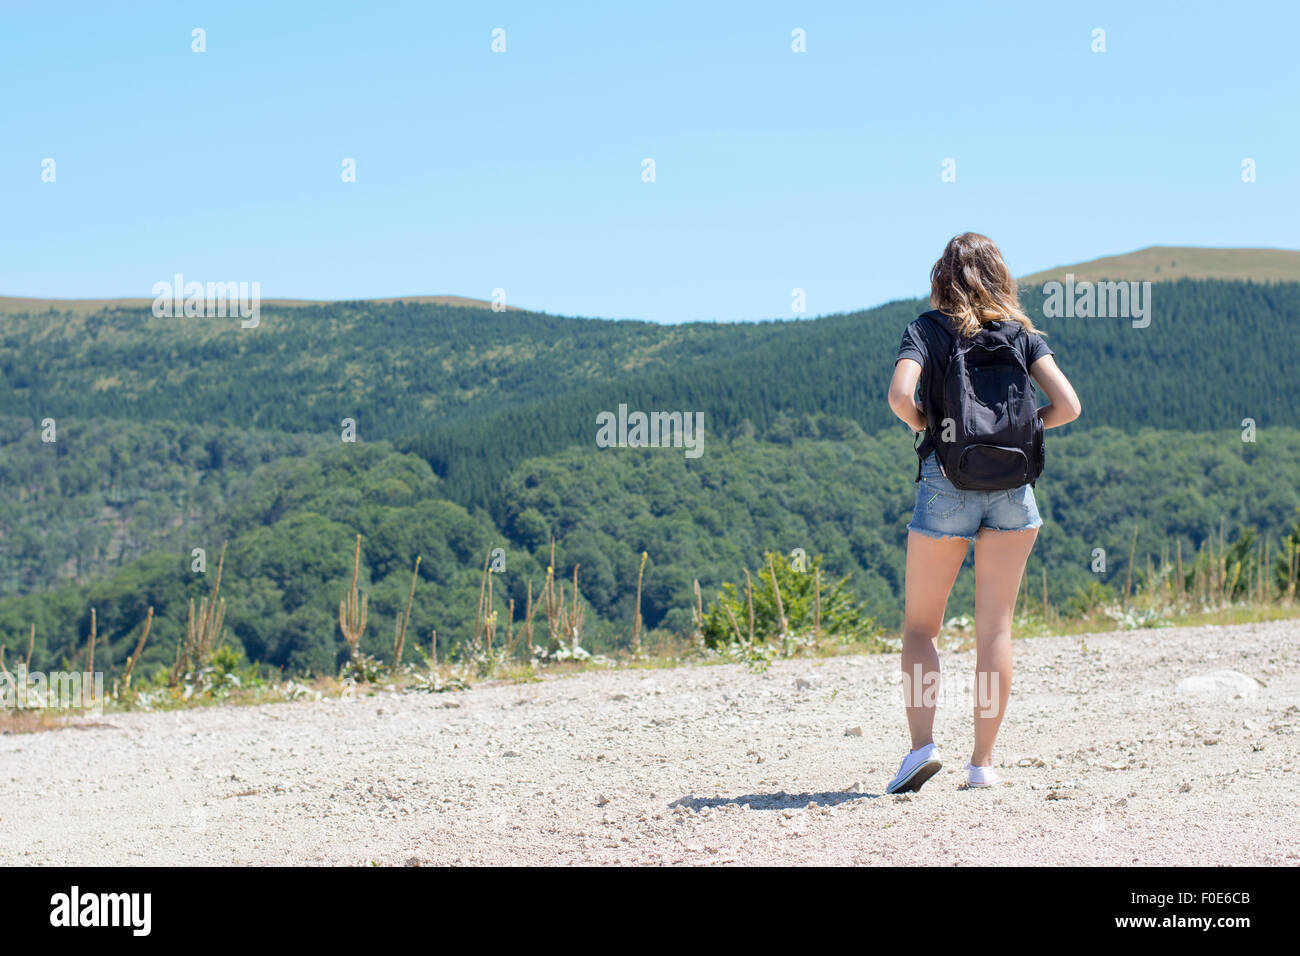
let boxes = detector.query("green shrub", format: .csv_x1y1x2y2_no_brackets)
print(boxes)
701,551,878,648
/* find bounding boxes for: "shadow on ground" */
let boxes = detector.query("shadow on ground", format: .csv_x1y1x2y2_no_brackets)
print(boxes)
670,790,882,811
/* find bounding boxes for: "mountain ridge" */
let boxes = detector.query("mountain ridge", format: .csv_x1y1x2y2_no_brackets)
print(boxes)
0,293,520,315
1017,245,1300,286
6,246,1298,320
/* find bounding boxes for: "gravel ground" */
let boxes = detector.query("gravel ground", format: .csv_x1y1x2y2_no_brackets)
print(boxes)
3,619,1298,866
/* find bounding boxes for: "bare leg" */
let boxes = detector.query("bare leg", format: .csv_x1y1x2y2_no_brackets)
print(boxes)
970,528,1038,766
902,530,969,749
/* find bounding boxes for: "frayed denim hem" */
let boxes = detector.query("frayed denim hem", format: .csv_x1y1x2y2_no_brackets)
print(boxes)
979,518,1044,534
906,522,977,543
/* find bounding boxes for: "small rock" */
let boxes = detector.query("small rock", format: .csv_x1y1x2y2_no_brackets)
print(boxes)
1202,736,1221,746
1178,782,1192,793
1175,670,1260,699
596,794,609,806
844,726,863,737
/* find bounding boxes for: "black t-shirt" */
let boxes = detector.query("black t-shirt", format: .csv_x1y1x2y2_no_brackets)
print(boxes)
895,309,1053,463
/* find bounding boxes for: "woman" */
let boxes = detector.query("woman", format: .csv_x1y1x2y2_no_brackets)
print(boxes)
884,233,1081,793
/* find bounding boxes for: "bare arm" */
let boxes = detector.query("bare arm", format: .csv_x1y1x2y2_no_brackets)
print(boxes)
1030,355,1082,428
887,358,926,432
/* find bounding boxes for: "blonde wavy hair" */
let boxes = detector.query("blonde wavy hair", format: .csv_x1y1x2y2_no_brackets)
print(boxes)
929,232,1042,338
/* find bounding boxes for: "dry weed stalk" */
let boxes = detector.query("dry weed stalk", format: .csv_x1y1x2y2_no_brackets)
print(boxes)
767,553,788,651
122,606,154,689
472,550,490,655
523,578,535,656
0,646,14,699
813,566,822,632
743,569,755,643
1260,540,1267,601
1284,546,1293,603
338,534,368,661
1124,526,1138,601
1175,539,1184,599
691,579,704,646
722,602,746,647
393,556,420,667
565,565,584,649
503,599,517,657
544,539,560,647
172,542,229,684
86,609,96,685
486,560,496,654
1218,518,1226,602
632,551,647,655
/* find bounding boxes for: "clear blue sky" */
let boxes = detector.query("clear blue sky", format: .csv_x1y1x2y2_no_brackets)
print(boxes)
2,0,1296,322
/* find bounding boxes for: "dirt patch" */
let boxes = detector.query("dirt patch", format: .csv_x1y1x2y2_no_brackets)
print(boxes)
1,620,1296,866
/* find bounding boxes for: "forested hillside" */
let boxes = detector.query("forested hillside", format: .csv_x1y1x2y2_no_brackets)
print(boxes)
2,275,1297,678
0,301,789,437
403,279,1299,511
2,421,1297,678
5,281,1295,459
0,417,325,594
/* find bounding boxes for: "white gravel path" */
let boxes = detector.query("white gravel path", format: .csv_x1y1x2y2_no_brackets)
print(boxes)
3,619,1297,866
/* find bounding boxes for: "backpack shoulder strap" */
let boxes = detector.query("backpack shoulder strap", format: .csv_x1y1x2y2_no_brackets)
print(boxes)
916,310,954,351
912,312,956,482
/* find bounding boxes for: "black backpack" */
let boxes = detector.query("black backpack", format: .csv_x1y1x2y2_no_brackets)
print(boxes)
919,313,1044,491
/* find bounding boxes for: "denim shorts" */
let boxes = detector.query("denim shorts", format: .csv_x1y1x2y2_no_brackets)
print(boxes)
907,453,1043,542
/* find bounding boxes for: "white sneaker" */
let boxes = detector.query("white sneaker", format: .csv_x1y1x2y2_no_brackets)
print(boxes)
963,761,1000,787
886,743,942,794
